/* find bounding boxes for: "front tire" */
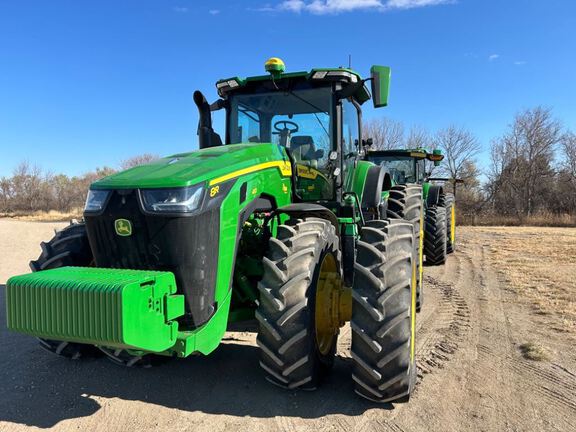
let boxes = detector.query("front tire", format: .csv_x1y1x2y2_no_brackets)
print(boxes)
351,219,417,403
442,193,456,254
256,218,341,390
387,184,424,311
424,206,447,265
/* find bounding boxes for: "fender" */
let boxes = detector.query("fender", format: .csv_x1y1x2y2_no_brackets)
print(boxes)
426,184,444,207
362,165,392,208
273,203,339,232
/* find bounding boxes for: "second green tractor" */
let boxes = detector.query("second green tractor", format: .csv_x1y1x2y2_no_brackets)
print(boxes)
365,149,457,310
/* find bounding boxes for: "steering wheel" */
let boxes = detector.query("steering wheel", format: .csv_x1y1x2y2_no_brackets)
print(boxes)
273,120,299,134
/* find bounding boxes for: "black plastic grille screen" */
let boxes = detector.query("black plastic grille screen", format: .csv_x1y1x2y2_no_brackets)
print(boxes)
84,190,220,327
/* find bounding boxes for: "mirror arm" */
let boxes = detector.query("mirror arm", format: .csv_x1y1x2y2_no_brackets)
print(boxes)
335,79,370,100
210,99,226,111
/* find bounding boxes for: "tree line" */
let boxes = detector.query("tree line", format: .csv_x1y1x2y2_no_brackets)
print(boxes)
1,107,575,225
365,106,576,225
0,154,158,214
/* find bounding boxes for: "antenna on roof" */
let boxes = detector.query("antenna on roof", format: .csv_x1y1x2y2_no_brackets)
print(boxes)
348,54,352,69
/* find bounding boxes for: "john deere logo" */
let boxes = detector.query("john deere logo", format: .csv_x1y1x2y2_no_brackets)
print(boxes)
114,219,132,237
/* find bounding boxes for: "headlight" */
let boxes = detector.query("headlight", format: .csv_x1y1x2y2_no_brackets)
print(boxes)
140,185,204,213
84,190,110,212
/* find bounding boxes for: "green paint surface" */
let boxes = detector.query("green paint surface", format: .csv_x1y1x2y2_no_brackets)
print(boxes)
91,143,291,190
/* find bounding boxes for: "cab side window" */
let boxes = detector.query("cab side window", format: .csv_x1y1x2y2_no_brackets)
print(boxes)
342,99,360,178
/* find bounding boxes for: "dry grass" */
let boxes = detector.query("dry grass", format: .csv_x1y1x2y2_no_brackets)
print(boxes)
518,342,551,361
459,212,576,227
0,209,83,222
466,226,576,333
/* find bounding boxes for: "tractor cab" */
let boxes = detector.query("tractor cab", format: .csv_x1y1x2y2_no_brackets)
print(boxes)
202,58,391,202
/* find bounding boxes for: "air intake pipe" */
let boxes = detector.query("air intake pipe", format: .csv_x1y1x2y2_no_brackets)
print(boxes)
193,90,222,149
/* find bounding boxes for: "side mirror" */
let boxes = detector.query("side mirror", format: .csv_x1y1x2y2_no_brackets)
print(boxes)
315,149,325,159
426,149,444,167
370,65,391,108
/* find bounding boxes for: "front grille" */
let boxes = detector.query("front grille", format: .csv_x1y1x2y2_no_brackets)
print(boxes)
84,190,220,327
88,212,154,270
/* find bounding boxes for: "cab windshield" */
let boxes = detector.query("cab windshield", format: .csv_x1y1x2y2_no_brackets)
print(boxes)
228,87,335,199
369,156,420,184
228,87,332,158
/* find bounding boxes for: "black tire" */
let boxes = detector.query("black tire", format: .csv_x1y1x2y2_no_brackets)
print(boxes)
351,219,417,403
442,193,456,254
256,217,341,390
424,206,447,265
387,184,424,312
30,221,100,360
98,347,165,368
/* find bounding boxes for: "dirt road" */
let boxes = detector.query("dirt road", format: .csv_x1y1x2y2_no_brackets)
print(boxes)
1,219,575,431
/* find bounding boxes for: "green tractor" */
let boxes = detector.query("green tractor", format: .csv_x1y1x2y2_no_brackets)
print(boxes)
6,59,418,403
364,149,456,306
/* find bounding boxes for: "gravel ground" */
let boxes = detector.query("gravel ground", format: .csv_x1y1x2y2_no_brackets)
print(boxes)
1,219,575,431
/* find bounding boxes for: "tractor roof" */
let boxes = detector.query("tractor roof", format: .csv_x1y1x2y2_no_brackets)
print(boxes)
215,67,371,105
367,149,444,161
367,149,429,158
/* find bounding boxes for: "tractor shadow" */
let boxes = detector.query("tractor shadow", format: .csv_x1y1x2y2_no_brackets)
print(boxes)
0,285,392,428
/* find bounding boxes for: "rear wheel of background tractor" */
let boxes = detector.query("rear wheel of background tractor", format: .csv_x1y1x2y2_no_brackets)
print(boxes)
387,184,424,312
256,217,342,390
351,219,417,403
30,221,101,360
30,221,159,366
424,206,447,265
441,193,456,254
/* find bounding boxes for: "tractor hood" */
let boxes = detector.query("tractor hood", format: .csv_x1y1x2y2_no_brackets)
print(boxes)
91,143,291,189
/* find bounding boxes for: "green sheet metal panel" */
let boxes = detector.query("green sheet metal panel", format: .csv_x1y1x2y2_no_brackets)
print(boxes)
6,267,184,352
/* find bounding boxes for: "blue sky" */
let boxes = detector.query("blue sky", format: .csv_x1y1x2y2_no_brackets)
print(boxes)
1,0,575,176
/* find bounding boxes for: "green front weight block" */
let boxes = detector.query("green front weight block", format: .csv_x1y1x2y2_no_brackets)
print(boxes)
6,267,185,352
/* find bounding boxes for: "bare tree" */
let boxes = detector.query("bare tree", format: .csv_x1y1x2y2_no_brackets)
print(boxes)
120,153,159,170
433,125,481,196
561,131,576,179
0,177,12,213
487,107,562,217
8,162,52,212
453,160,484,222
505,107,561,216
405,126,430,149
363,118,404,150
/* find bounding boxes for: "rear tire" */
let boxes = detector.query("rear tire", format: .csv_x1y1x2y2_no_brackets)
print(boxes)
387,184,424,312
424,206,447,265
30,221,100,360
442,193,456,254
351,219,417,403
256,217,341,390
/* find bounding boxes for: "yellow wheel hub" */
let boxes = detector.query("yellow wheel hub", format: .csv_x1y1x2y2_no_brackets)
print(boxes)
315,254,350,356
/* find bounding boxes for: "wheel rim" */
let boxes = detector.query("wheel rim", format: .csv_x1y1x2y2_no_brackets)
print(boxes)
315,253,339,356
